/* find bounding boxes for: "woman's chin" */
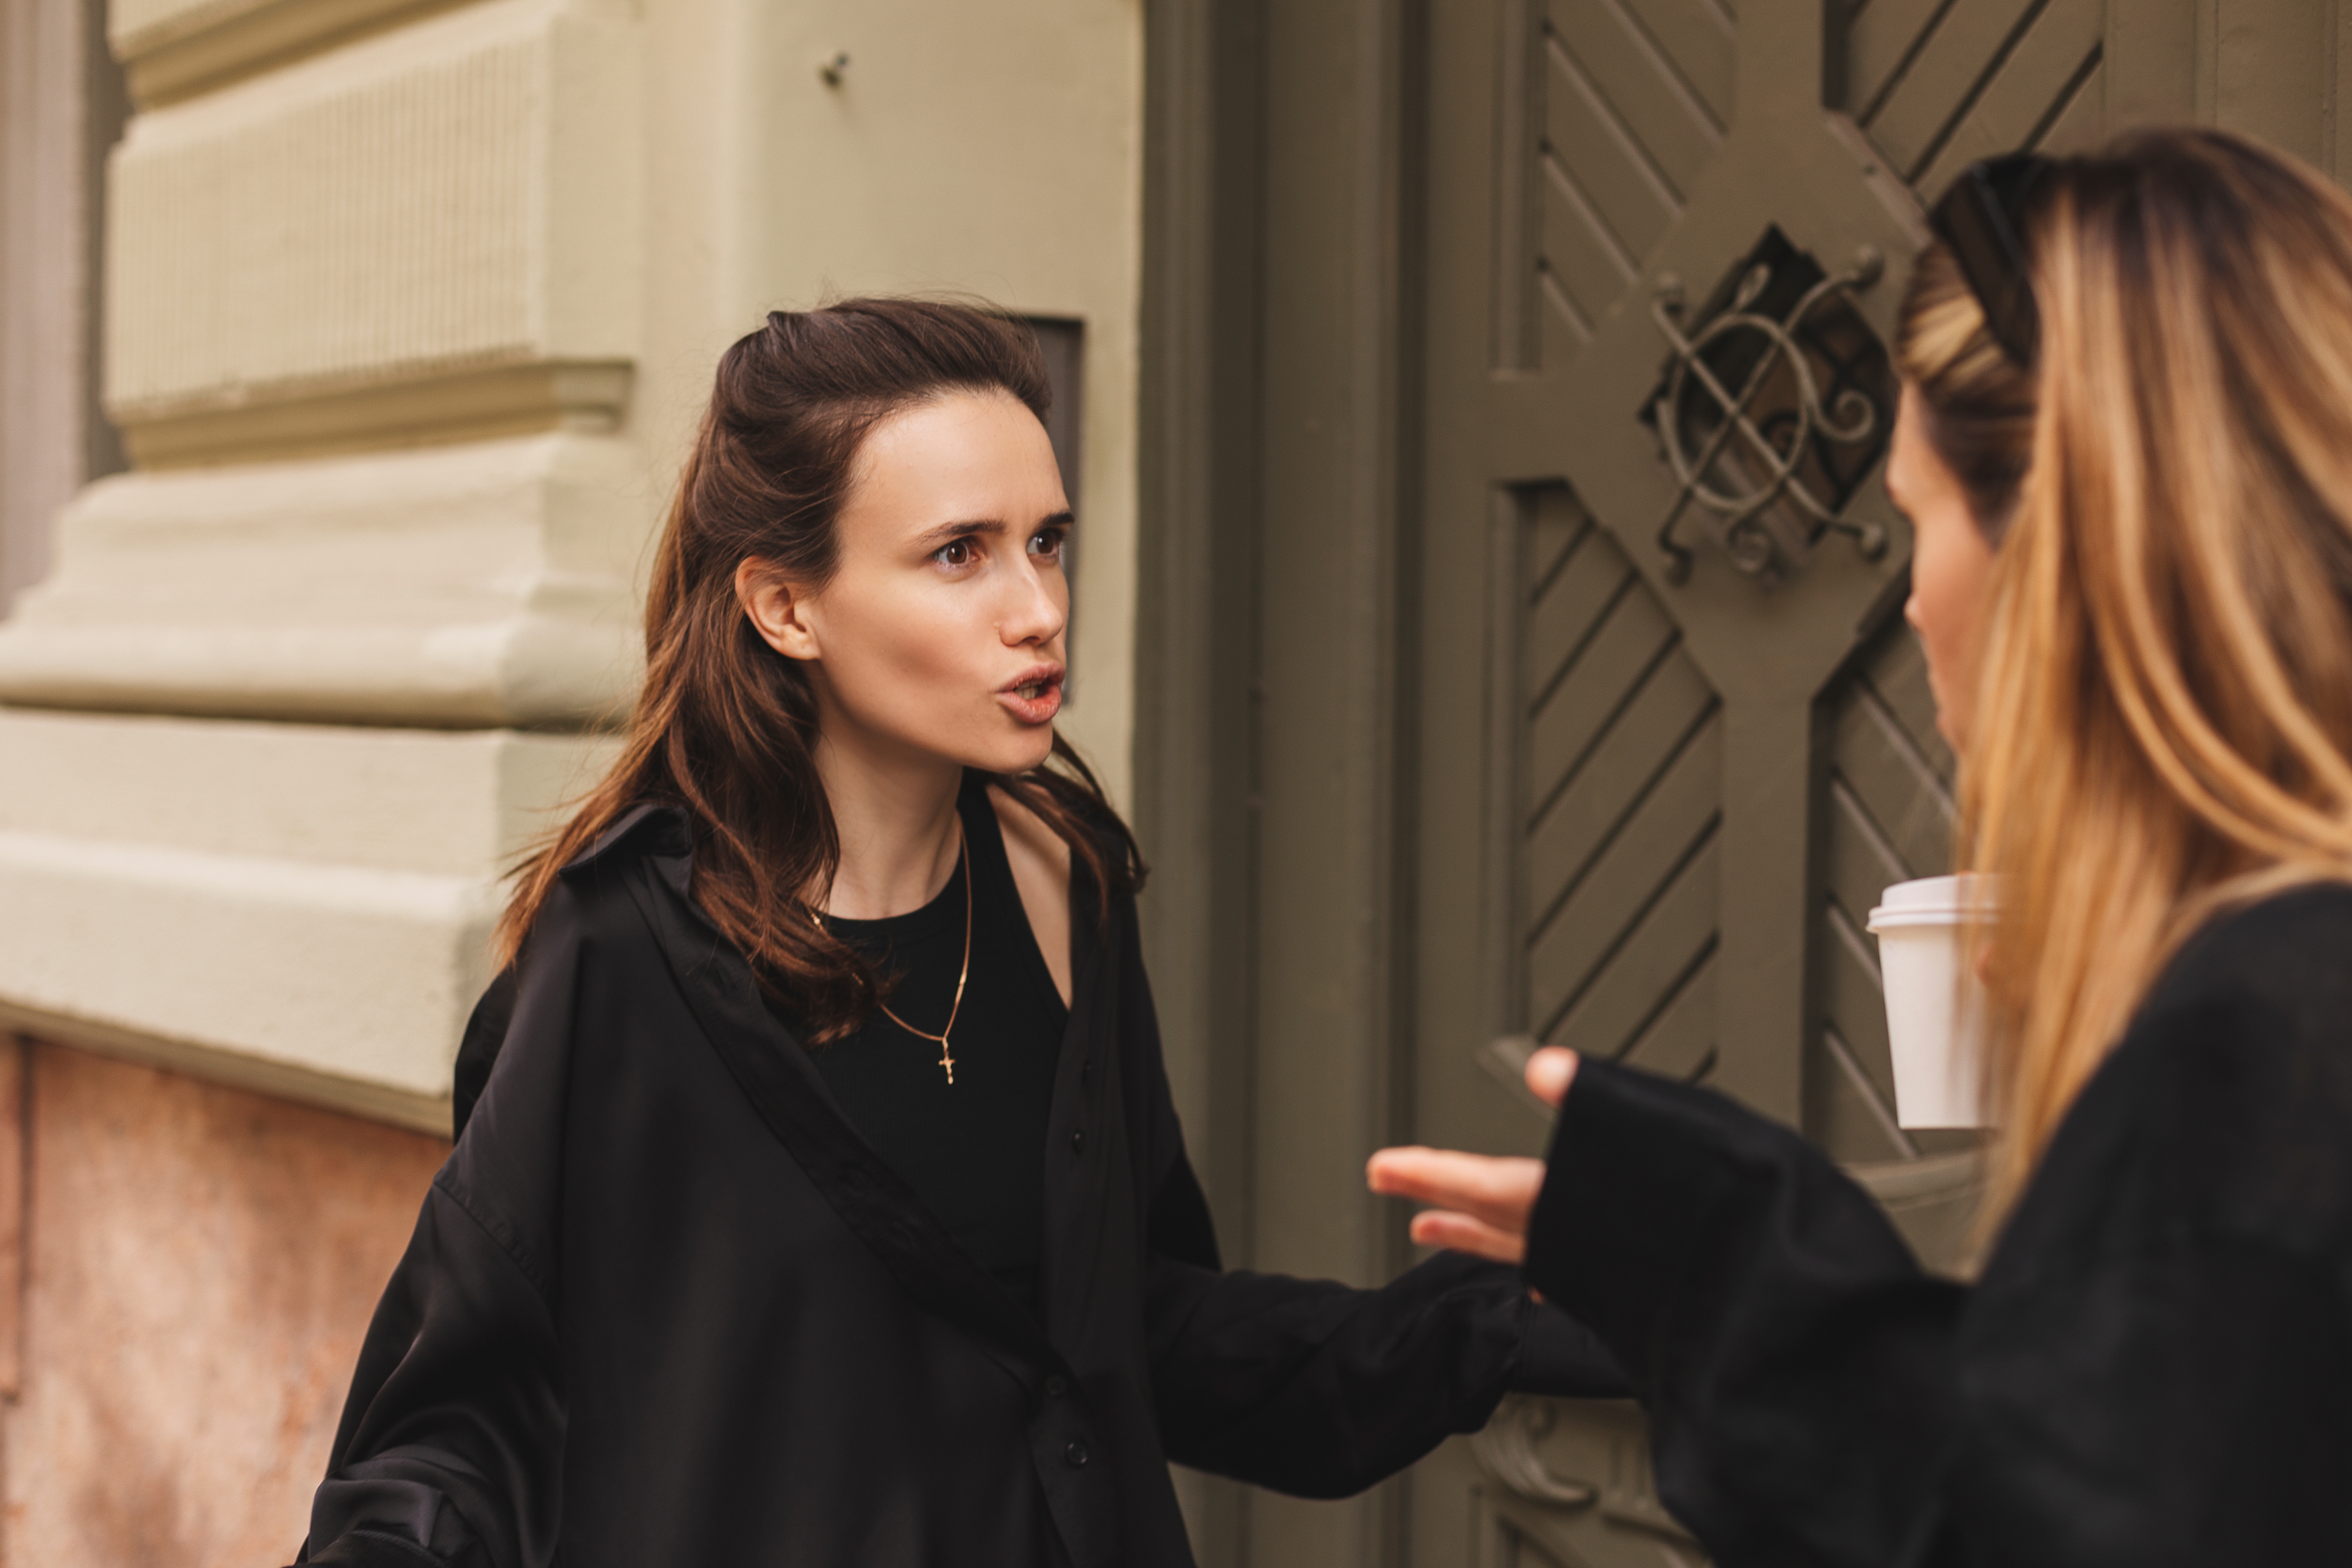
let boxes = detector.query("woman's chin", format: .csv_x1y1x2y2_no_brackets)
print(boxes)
962,724,1056,778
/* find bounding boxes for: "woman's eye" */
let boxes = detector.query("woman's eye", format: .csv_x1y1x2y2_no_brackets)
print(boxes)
938,539,975,568
1030,530,1066,562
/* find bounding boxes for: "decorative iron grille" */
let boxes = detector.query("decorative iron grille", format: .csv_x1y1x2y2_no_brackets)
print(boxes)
1640,227,1896,583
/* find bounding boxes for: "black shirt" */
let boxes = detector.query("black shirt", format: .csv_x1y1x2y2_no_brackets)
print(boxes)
296,798,1628,1568
1522,882,2352,1568
793,776,1068,1312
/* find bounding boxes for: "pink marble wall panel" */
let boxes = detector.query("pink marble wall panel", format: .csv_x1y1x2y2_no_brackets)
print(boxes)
2,1042,448,1566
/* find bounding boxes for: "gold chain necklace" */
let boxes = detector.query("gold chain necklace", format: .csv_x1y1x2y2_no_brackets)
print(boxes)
811,833,973,1084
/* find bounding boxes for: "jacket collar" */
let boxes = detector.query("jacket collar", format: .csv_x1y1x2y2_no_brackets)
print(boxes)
562,802,691,876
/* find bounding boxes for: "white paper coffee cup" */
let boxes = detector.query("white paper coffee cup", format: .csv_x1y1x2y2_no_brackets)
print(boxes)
1866,874,1999,1129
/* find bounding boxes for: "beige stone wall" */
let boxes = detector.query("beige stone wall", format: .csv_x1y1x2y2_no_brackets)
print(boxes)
0,0,1148,1122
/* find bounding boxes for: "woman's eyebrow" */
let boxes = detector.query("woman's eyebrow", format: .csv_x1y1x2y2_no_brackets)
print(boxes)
912,511,1075,549
913,518,1005,549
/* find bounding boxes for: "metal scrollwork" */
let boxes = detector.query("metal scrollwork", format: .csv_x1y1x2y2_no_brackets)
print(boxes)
1646,234,1895,584
1470,1395,1598,1508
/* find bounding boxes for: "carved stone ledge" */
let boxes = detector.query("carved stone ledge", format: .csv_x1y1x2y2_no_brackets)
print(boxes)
0,709,616,1126
111,0,466,107
0,433,646,730
117,359,633,469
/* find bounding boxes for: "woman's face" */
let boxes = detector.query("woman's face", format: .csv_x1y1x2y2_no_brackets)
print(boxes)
747,389,1071,777
1887,383,1999,751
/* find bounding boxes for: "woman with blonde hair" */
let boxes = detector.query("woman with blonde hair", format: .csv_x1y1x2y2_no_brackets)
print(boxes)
1371,126,2352,1564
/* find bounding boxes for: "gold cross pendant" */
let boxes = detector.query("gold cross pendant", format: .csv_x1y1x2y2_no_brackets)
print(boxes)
939,1041,956,1086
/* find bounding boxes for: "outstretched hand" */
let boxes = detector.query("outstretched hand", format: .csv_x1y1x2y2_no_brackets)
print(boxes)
1365,1046,1578,1266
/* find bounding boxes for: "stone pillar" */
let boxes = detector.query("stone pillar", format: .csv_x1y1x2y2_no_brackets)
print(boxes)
0,0,644,1127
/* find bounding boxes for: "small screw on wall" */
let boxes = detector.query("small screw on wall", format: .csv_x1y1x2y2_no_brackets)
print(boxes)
818,52,850,87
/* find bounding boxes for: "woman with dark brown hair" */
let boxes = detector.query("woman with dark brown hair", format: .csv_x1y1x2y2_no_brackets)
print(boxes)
1372,128,2352,1566
293,298,1621,1568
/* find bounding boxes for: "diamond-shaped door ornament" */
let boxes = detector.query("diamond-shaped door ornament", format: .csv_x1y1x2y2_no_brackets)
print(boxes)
1641,227,1896,584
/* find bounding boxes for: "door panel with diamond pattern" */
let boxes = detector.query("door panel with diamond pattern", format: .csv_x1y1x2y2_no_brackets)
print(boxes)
1397,3,2233,1564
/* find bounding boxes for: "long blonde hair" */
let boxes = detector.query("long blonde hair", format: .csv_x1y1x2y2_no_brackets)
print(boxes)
1907,128,2352,1219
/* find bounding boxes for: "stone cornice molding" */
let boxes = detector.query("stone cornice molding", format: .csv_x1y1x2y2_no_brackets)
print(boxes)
105,0,642,466
118,358,631,468
111,0,466,107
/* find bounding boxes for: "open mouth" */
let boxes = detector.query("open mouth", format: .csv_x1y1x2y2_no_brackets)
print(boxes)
998,667,1066,722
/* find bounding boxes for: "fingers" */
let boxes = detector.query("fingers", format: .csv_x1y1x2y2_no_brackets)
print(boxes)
1366,1148,1544,1236
1526,1045,1579,1107
1406,1209,1527,1265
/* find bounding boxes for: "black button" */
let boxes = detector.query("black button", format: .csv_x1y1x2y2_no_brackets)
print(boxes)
1064,1440,1089,1468
1070,1128,1086,1153
1045,1374,1069,1398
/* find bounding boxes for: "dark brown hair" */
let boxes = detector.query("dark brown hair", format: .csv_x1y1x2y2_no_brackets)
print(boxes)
497,297,1143,1040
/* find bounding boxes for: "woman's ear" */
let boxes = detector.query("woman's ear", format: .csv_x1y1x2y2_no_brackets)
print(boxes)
735,558,822,662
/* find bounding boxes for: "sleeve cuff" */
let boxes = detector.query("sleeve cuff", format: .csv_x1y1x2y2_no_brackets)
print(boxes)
1509,1296,1634,1398
1523,1058,1750,1354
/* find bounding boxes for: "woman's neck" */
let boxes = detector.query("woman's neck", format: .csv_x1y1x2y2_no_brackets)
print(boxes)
812,730,965,921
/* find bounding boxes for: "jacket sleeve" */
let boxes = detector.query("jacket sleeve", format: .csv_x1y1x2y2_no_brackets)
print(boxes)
1521,1058,1965,1568
1112,896,1623,1500
1524,894,2352,1568
297,1181,564,1568
1142,1230,1627,1498
296,901,586,1568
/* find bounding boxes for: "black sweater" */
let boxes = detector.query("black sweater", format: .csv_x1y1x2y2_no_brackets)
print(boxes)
296,802,1627,1568
1524,882,2352,1567
788,775,1073,1315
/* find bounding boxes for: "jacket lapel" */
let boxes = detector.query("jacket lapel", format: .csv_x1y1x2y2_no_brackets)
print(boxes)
616,828,1066,1382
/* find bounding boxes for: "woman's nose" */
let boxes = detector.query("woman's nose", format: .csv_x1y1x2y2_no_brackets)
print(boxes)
999,559,1067,645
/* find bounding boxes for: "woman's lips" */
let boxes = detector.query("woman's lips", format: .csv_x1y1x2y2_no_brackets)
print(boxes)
997,670,1064,724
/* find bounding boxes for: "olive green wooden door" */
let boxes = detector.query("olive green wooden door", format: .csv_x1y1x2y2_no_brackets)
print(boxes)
1392,3,2331,1565
1136,1,2352,1564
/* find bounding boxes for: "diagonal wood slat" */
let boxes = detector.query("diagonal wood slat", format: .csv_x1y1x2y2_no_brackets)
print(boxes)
1540,156,1634,333
1913,0,2102,196
1529,0,1736,358
1846,0,1959,123
1859,622,1956,779
1820,902,1900,1108
1514,495,1723,1097
1808,616,1962,1162
1617,944,1717,1080
1545,30,1682,265
1864,0,2045,182
1551,0,1722,201
1547,817,1722,1057
1526,652,1715,907
2032,49,2105,156
1525,513,1634,702
1528,486,1592,593
1613,0,1737,130
1831,685,1954,877
1808,1025,1916,1162
1825,774,1912,935
1527,720,1720,1028
1527,573,1679,801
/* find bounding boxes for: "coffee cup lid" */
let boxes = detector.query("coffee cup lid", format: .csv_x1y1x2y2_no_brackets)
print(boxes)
1866,873,1999,932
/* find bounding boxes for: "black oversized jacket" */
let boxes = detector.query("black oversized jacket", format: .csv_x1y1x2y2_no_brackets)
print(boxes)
1525,882,2352,1567
298,803,1624,1568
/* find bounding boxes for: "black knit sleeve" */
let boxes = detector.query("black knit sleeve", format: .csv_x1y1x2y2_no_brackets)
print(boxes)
1521,1060,1964,1566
